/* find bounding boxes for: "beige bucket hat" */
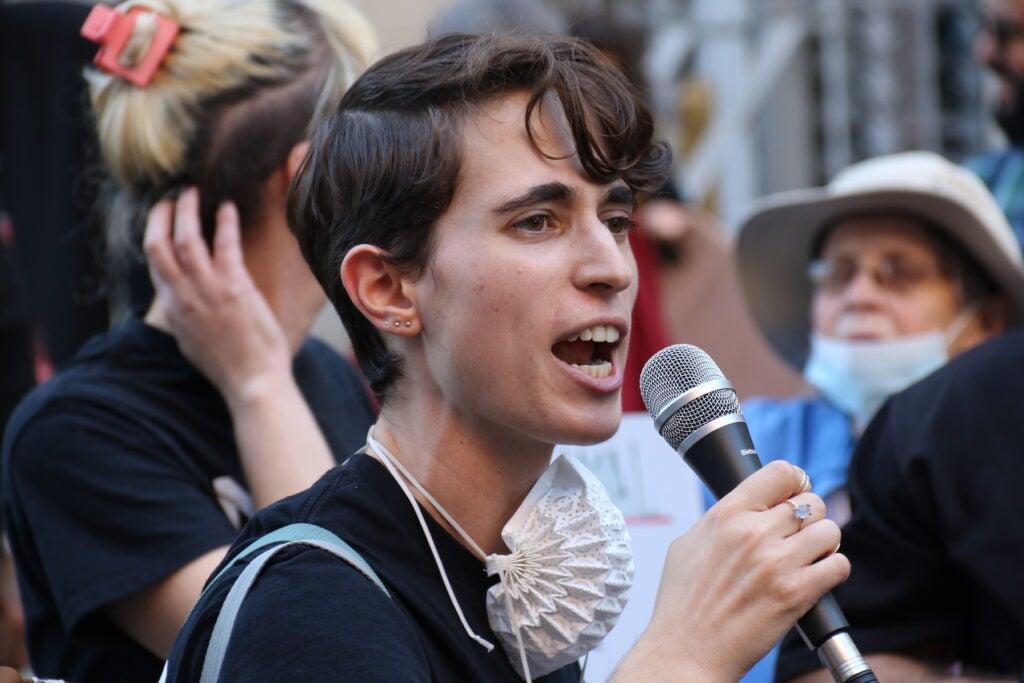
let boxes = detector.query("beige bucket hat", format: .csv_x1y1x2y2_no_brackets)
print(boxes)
735,151,1024,369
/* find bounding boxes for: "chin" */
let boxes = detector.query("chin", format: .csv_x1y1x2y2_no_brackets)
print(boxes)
553,407,623,446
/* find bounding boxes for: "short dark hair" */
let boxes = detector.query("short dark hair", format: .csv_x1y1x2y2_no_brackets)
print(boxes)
288,32,672,403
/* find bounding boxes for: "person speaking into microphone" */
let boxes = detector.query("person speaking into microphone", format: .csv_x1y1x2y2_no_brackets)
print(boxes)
162,32,848,682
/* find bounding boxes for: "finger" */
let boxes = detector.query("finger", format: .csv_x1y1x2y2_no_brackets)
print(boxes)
211,202,246,278
785,518,842,567
143,198,183,288
793,551,852,609
724,460,809,513
793,465,811,493
172,187,214,280
771,492,826,537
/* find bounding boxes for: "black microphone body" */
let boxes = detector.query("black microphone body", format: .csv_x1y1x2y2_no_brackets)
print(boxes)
640,345,878,683
685,420,854,662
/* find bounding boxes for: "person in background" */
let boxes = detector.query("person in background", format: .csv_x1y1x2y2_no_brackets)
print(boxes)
727,150,1024,683
777,338,1024,676
162,32,848,682
0,1,377,681
965,0,1024,245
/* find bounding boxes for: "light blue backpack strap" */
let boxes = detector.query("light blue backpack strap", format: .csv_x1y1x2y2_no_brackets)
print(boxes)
196,524,388,683
206,522,352,587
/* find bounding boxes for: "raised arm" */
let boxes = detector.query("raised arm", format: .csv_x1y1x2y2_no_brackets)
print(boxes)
143,189,337,507
612,461,849,683
104,191,344,658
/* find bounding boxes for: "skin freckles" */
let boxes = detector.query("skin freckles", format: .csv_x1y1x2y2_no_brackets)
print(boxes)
362,89,643,554
401,91,638,461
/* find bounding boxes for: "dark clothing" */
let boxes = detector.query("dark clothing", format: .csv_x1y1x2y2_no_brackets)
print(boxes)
165,453,580,682
0,236,34,444
776,330,1024,681
2,317,375,683
1,2,109,365
965,150,1024,252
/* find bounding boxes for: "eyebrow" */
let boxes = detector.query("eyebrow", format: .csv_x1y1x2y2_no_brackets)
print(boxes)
605,185,637,211
494,182,576,215
493,182,636,214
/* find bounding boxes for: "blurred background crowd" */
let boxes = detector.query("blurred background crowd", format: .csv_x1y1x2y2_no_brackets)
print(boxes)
0,0,1020,679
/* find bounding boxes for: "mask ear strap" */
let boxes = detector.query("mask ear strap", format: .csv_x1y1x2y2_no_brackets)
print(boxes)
366,428,495,652
494,561,534,683
945,302,979,349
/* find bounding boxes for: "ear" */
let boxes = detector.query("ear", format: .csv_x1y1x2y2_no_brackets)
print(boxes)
340,244,421,336
979,295,1012,335
263,141,310,202
286,141,311,183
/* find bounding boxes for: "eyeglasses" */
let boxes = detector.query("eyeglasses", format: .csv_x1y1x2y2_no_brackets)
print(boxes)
980,15,1024,47
807,256,951,294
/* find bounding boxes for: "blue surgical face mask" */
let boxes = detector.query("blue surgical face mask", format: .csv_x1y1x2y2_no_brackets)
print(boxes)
803,307,977,432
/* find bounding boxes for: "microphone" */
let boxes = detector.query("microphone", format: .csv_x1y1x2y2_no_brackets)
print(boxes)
639,344,878,683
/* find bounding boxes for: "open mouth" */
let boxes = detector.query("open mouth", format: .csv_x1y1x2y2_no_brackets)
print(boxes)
551,324,622,379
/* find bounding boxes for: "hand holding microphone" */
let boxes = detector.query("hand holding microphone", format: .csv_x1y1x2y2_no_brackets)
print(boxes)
637,344,875,683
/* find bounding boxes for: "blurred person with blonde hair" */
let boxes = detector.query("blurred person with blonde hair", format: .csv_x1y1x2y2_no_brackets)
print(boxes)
0,1,377,681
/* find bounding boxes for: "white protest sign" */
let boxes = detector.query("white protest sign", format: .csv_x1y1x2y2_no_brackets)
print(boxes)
557,412,704,681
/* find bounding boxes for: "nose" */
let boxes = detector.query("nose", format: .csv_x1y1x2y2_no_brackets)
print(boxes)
839,266,887,310
572,220,635,295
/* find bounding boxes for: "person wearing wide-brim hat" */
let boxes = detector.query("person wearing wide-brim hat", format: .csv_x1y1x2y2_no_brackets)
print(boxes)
736,150,1024,517
741,150,1024,508
725,150,1024,683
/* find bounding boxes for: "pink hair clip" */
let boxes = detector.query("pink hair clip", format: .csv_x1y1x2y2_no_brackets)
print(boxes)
80,4,180,87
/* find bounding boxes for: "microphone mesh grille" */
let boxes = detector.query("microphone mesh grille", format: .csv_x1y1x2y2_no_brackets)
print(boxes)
639,344,742,450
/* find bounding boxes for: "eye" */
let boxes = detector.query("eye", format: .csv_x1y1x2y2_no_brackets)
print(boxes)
604,215,636,235
512,214,551,232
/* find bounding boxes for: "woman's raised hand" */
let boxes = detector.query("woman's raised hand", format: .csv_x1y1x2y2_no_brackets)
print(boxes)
143,188,292,407
613,461,849,682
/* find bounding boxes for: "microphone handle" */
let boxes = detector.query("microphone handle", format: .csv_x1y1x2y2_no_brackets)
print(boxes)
683,420,875,683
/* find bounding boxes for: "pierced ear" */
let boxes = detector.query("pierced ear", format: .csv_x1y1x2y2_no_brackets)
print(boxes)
340,244,420,335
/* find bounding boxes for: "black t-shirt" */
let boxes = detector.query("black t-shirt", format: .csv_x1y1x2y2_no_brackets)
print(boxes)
165,453,581,682
777,330,1024,681
2,317,376,683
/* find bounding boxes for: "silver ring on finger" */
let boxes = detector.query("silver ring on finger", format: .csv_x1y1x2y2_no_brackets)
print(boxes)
786,498,812,527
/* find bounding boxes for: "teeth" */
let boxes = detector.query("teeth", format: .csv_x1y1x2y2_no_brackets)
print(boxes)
571,360,613,378
569,325,620,344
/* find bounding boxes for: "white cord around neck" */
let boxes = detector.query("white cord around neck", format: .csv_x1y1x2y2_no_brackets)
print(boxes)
365,428,494,652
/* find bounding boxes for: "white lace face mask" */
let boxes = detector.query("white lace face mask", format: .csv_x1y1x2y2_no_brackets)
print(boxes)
485,454,634,679
366,430,633,682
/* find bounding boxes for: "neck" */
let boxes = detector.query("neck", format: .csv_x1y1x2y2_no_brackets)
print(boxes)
243,222,324,354
371,396,554,557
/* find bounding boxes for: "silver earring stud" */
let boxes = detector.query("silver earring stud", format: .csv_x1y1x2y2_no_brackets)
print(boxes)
405,321,412,328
